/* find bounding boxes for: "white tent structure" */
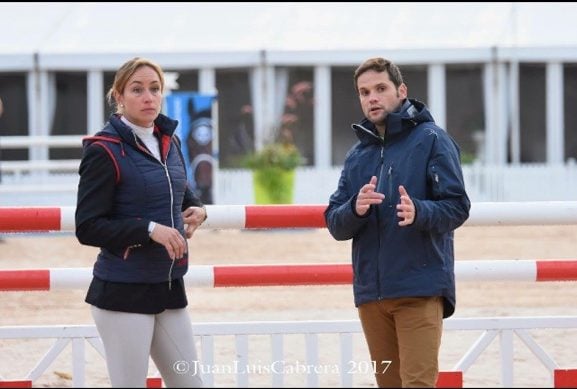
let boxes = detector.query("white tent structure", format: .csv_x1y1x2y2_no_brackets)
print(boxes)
2,2,577,204
4,2,577,54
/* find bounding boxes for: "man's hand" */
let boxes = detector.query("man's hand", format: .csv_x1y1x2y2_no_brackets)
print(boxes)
355,176,385,216
396,185,415,226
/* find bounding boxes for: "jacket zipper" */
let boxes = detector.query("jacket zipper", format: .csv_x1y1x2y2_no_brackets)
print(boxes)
376,147,385,194
376,143,385,300
387,165,393,208
164,159,176,290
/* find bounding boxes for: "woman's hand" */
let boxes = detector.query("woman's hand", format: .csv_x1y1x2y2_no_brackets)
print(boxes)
149,224,187,260
182,206,207,238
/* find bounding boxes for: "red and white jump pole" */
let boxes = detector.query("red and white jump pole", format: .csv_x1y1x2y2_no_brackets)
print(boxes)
2,260,577,292
0,207,76,233
1,201,577,233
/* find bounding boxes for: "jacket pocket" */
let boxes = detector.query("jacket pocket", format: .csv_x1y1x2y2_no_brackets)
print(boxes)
122,244,142,260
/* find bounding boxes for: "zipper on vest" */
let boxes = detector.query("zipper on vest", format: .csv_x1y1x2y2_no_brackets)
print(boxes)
130,129,179,290
168,258,176,291
163,160,177,290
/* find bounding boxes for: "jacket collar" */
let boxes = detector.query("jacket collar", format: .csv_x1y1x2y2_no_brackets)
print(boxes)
352,98,434,145
106,113,178,145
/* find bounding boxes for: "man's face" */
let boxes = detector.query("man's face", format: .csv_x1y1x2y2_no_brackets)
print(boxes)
357,70,407,127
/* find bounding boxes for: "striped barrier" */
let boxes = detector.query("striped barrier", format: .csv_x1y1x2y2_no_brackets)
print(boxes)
0,380,32,388
2,260,577,292
1,201,577,233
555,369,577,388
0,378,162,388
0,378,161,388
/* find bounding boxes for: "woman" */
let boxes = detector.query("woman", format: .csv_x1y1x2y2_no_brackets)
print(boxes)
75,57,205,387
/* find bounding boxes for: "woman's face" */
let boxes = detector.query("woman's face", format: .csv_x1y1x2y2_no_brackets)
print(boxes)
117,65,162,127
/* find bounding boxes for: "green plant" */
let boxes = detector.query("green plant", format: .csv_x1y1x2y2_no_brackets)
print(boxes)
242,142,303,171
243,142,302,204
242,140,303,204
460,151,476,165
241,79,311,204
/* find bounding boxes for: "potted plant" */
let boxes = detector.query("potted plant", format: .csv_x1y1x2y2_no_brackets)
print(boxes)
241,80,312,204
243,138,304,204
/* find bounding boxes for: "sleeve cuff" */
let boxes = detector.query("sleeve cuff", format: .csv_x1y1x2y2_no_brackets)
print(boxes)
147,221,157,237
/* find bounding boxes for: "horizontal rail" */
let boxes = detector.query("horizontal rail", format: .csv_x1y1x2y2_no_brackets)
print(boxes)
0,159,80,173
1,202,577,232
0,184,77,194
2,316,577,339
0,135,83,148
1,260,576,291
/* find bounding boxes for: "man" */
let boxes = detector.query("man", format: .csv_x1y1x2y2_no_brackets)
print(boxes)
324,57,470,387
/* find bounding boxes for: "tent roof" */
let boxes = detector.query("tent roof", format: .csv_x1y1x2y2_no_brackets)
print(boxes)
2,2,577,69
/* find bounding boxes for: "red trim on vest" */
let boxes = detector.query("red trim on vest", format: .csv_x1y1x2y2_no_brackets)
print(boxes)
93,142,121,184
155,125,172,161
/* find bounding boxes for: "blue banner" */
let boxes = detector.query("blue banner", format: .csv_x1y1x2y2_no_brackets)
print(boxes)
165,92,217,204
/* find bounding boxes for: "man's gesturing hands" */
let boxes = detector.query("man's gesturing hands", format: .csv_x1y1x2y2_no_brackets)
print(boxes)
355,176,415,226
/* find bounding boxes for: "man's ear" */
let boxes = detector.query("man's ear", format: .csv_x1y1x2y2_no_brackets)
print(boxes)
399,83,408,99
